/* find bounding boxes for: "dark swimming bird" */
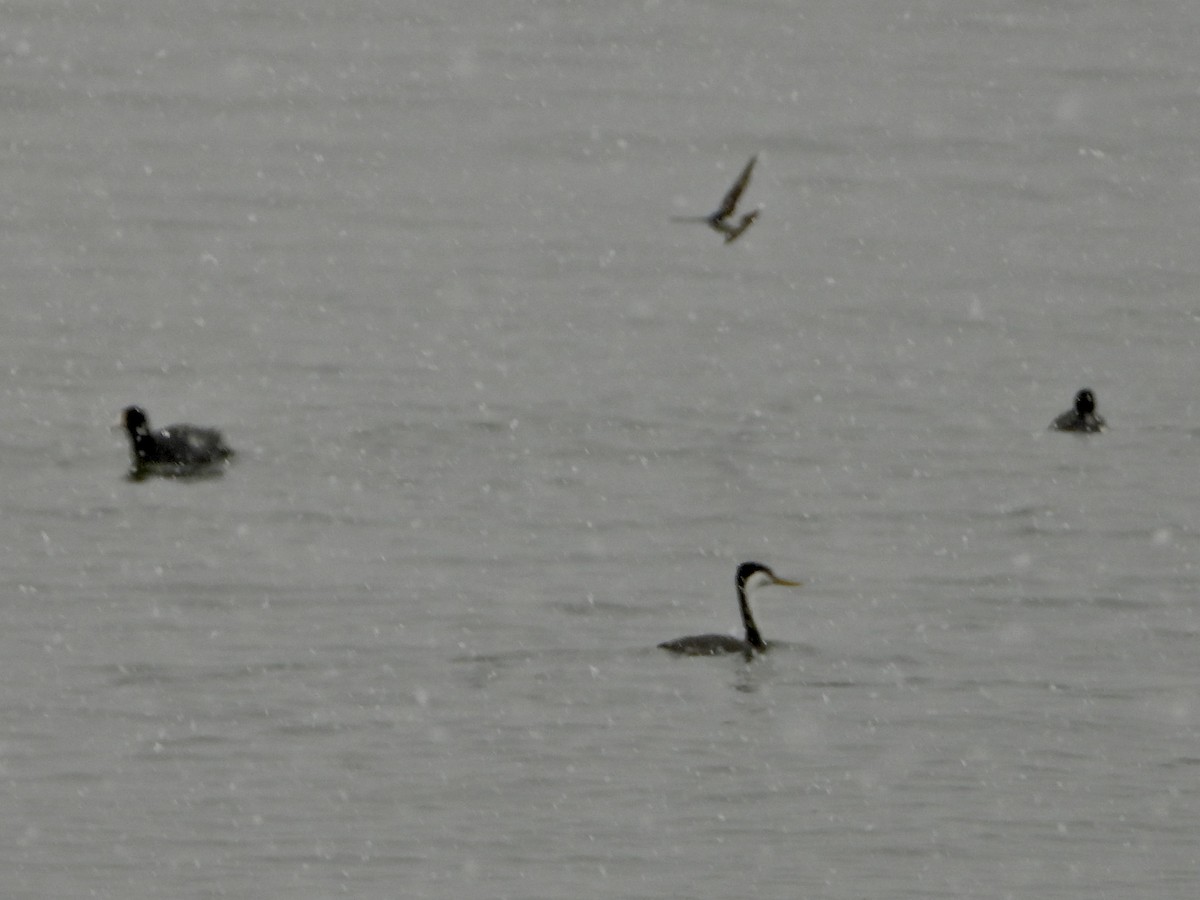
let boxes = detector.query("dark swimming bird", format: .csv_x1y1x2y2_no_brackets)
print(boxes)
671,154,761,244
1051,388,1106,433
121,406,234,476
658,561,802,657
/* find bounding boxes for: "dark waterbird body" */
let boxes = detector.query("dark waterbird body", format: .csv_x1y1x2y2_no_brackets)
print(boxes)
122,406,234,477
1051,388,1106,433
658,561,802,657
671,155,761,244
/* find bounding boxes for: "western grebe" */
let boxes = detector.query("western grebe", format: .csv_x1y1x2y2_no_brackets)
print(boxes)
1051,388,1106,433
658,561,802,656
121,406,234,476
671,154,761,244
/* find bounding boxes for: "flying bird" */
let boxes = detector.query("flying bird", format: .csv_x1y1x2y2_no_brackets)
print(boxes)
672,154,761,244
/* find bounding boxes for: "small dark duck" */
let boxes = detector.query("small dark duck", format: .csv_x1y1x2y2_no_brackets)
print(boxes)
1051,389,1106,433
122,406,234,477
671,154,761,244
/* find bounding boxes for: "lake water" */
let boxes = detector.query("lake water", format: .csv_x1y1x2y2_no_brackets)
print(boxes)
3,1,1200,897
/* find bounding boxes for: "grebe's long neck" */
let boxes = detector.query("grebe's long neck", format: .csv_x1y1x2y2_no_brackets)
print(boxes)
738,582,765,650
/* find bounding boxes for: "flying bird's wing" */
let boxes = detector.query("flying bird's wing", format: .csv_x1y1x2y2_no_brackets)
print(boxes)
714,154,757,220
723,209,760,244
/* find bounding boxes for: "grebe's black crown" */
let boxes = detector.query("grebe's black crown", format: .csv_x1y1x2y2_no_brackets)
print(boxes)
736,561,772,585
1075,389,1096,415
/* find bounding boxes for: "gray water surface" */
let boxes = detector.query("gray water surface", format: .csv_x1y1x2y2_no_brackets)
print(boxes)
4,2,1200,898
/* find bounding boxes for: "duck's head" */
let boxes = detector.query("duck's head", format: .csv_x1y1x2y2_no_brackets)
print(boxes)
122,406,150,437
